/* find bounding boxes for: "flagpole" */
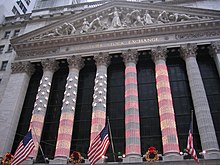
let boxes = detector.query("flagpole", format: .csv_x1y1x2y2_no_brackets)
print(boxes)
31,124,47,163
107,116,116,162
191,109,194,134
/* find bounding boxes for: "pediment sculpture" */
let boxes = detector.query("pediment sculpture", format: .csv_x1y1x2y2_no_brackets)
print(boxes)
31,7,209,40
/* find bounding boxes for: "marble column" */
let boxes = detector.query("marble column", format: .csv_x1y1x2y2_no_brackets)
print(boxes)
122,49,142,163
210,41,220,77
52,56,84,164
0,62,34,158
90,53,110,143
151,46,181,161
180,43,220,159
29,59,58,159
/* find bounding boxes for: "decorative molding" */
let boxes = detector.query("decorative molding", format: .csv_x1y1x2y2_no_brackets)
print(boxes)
11,61,34,76
122,49,138,64
180,43,197,60
210,41,220,57
41,59,59,72
67,55,84,70
175,30,220,40
94,52,110,66
151,46,167,62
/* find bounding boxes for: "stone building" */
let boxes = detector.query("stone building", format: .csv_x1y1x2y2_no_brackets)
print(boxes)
0,0,220,164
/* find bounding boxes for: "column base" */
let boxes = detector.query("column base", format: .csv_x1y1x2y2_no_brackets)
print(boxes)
123,154,142,163
163,152,183,161
21,157,34,164
204,149,220,159
49,156,68,164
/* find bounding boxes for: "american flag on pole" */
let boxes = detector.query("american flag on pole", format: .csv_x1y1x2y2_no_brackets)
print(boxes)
88,125,110,165
186,121,199,163
11,130,35,165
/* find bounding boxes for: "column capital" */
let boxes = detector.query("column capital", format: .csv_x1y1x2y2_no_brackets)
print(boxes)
67,55,84,70
94,52,110,66
11,61,35,76
151,46,167,62
41,59,59,72
180,43,197,60
209,41,220,57
122,49,138,64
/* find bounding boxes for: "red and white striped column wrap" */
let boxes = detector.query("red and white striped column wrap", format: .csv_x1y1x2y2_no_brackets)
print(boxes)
151,47,180,156
29,59,58,158
122,50,141,157
55,56,84,158
90,53,110,143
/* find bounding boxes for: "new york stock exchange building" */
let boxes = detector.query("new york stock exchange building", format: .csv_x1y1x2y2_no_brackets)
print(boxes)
0,0,220,164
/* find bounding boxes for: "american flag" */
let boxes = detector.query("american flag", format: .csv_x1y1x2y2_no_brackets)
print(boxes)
11,130,35,165
186,122,199,163
88,125,110,165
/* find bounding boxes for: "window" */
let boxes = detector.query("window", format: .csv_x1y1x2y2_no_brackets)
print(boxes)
3,31,10,39
1,61,8,71
16,0,27,14
12,6,20,15
13,30,20,37
24,0,31,5
0,79,2,84
0,45,4,54
7,45,13,52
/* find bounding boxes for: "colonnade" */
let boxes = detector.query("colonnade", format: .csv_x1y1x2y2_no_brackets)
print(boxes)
1,43,220,163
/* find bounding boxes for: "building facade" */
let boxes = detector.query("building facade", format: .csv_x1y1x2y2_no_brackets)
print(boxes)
0,0,220,164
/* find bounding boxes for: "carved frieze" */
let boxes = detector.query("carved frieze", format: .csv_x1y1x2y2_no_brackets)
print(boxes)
180,43,198,60
29,7,207,41
122,49,138,64
41,59,59,72
151,46,167,62
94,52,110,66
175,31,220,40
11,61,34,76
67,55,84,70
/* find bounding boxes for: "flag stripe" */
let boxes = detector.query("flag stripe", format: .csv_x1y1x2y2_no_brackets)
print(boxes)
11,130,35,165
88,125,110,165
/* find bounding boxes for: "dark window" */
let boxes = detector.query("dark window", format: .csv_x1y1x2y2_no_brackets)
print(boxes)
137,52,162,155
1,61,8,71
3,31,10,39
25,0,31,5
0,45,4,54
106,55,125,162
13,30,20,37
16,0,27,14
166,48,202,154
37,60,68,162
197,45,220,148
11,64,43,154
71,57,96,159
7,45,13,52
12,6,20,15
0,79,2,83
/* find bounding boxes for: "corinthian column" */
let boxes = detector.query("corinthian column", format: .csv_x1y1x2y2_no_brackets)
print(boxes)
180,43,220,159
210,42,220,77
122,49,142,163
29,59,58,158
90,53,110,142
53,56,84,164
151,46,181,161
0,62,34,158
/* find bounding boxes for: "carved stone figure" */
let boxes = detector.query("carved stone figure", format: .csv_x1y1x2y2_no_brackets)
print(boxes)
109,7,122,28
126,9,144,27
89,16,107,32
55,22,76,35
80,18,90,33
157,10,169,23
169,13,200,22
143,10,154,25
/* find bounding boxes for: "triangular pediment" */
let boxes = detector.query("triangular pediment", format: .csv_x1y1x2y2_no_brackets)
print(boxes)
11,0,220,46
